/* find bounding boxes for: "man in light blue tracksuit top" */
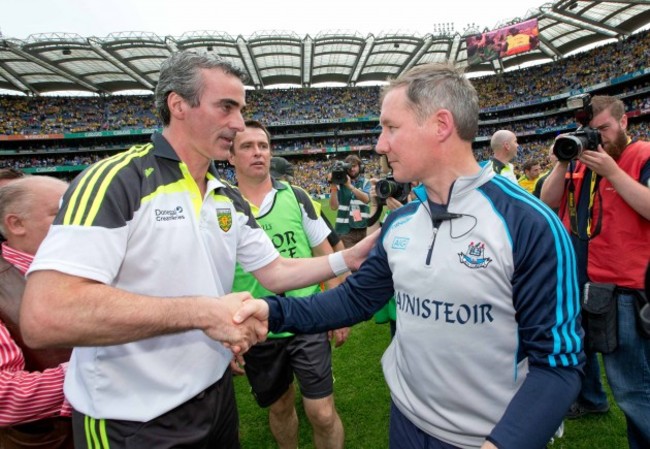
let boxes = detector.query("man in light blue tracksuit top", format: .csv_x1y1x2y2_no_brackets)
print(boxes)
236,62,585,449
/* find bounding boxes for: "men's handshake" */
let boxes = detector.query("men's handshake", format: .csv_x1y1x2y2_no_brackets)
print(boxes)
204,230,378,355
201,292,269,354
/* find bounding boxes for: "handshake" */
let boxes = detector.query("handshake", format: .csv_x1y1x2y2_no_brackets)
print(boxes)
201,292,271,355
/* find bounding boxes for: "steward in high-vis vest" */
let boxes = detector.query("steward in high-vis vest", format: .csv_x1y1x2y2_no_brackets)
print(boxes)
229,120,348,449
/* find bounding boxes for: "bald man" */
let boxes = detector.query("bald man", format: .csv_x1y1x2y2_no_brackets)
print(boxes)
0,175,73,449
482,129,519,184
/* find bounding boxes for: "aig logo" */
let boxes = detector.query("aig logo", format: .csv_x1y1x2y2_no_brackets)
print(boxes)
391,237,409,250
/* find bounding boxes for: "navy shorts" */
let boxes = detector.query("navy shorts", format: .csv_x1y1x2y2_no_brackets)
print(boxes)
243,332,333,407
72,369,239,449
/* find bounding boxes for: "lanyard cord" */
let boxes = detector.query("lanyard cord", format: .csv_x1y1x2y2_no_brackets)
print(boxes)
567,161,603,241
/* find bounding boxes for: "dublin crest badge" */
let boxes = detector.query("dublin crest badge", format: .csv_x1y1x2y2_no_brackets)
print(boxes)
458,241,492,269
217,208,232,232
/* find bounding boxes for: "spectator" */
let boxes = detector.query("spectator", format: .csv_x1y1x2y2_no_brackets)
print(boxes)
518,159,542,193
533,146,558,201
0,175,72,449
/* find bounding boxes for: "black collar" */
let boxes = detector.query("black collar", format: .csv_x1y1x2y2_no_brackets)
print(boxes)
151,132,220,178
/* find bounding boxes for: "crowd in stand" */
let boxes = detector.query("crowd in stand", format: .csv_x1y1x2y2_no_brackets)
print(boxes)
1,28,650,197
2,29,649,136
2,119,649,198
0,154,101,171
472,29,650,106
215,154,383,198
246,87,380,123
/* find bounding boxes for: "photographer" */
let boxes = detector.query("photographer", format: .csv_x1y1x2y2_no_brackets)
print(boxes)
541,95,650,448
329,155,371,247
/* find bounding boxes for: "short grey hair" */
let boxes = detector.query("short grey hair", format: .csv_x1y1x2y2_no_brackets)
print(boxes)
154,51,249,126
382,62,479,141
0,176,66,237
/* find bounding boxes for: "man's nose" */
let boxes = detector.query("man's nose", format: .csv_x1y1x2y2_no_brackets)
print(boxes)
376,132,388,154
232,112,245,132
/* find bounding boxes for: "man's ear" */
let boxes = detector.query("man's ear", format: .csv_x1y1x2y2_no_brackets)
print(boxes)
430,109,454,142
620,113,628,131
167,92,186,120
4,213,26,238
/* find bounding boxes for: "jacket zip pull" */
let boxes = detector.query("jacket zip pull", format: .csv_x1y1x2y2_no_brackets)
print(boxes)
425,222,441,265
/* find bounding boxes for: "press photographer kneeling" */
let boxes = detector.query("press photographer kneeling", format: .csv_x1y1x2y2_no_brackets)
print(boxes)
540,94,650,448
328,155,371,247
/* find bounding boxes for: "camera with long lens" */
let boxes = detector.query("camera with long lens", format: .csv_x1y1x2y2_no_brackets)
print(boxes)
376,173,411,204
330,161,352,185
553,94,602,161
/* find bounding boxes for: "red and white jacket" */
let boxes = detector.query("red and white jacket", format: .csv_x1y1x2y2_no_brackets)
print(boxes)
0,243,71,426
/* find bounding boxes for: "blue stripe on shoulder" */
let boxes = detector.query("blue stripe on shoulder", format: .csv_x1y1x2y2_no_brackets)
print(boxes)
476,189,514,249
483,176,581,368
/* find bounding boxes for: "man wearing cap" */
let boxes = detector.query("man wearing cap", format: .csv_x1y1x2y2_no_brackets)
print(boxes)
229,120,348,449
269,156,293,181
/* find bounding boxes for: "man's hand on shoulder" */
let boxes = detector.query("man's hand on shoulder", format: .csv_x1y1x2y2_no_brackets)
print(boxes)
342,229,379,271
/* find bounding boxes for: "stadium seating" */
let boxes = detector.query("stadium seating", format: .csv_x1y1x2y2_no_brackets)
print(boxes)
1,29,649,196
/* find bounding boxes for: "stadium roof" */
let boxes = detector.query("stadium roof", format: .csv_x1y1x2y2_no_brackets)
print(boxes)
0,0,648,95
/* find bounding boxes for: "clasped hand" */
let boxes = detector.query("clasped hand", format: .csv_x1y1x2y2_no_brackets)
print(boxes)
202,292,268,355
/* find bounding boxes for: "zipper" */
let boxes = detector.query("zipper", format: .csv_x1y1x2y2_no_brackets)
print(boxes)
425,220,443,266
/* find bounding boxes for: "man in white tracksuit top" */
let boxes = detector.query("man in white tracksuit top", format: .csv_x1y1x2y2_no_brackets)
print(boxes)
235,62,585,449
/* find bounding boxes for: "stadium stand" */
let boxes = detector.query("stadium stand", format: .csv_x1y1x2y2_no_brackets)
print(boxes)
1,5,649,197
